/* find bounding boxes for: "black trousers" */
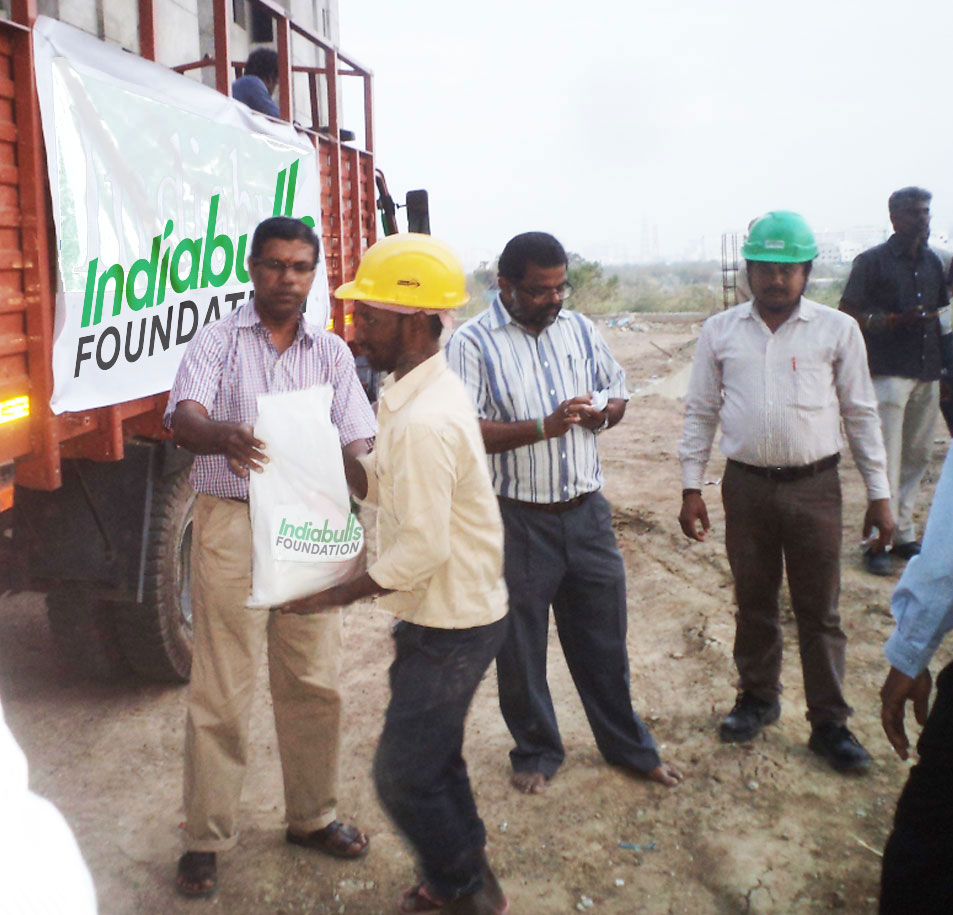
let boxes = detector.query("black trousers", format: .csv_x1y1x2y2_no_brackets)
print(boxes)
496,493,660,777
373,617,506,901
880,660,953,914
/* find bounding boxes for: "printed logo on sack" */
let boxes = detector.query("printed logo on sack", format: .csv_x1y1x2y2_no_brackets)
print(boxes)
270,504,364,563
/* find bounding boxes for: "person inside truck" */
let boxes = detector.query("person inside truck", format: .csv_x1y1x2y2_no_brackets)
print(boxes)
165,216,376,897
232,47,280,118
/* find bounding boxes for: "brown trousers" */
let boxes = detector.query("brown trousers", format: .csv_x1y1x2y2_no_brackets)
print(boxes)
721,461,852,725
183,494,343,852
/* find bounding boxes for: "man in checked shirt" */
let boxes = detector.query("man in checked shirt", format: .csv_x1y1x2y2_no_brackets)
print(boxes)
447,231,681,795
679,211,894,774
165,217,376,897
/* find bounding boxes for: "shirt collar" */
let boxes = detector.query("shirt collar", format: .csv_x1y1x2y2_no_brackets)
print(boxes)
886,232,928,261
380,350,448,413
238,298,318,345
742,297,815,324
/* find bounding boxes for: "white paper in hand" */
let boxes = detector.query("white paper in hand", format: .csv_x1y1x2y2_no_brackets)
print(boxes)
247,385,364,609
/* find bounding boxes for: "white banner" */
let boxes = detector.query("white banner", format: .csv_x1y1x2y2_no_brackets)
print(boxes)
32,16,330,414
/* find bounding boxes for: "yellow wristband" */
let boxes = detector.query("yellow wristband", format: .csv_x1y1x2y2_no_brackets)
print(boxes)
536,417,545,441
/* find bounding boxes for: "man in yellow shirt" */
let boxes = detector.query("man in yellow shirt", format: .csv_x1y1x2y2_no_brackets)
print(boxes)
283,234,508,915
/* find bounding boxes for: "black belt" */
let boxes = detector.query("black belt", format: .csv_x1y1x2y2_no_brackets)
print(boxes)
498,491,593,515
728,453,840,483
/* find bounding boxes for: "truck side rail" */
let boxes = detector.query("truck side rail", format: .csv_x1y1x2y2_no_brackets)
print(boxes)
0,0,376,497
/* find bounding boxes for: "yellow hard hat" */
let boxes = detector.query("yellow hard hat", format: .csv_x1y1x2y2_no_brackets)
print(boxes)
335,233,470,309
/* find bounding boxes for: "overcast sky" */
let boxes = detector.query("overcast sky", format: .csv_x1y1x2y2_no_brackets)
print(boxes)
340,0,953,268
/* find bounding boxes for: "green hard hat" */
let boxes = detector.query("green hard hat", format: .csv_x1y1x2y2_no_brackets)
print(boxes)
741,211,818,263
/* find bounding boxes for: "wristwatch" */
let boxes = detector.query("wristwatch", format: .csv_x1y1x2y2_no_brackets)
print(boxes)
593,412,610,435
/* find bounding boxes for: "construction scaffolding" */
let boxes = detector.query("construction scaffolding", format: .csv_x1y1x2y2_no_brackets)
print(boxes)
721,232,740,310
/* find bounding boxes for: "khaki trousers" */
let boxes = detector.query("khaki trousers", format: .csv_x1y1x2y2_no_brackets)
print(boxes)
183,494,343,852
873,375,939,545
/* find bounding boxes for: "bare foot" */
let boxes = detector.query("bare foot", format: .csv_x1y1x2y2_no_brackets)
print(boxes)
645,762,682,787
511,771,548,794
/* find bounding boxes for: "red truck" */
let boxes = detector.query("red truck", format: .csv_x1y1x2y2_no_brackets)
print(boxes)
0,0,419,681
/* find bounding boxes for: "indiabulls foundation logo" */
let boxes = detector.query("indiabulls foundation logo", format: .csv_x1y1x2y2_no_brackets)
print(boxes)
272,508,364,562
79,159,311,329
72,158,317,379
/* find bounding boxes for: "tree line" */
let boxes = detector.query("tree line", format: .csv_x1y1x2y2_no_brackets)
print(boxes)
465,256,850,317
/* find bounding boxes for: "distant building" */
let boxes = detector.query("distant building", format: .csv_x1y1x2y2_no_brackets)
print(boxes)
814,227,889,265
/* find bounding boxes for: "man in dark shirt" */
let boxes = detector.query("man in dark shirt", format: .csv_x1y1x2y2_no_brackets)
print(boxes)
232,47,279,118
841,187,950,576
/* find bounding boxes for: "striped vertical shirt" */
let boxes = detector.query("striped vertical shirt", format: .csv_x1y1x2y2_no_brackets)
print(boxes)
164,301,376,500
446,295,629,503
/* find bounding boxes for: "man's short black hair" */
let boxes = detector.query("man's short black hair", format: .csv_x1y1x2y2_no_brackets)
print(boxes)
245,47,279,81
498,232,567,283
888,186,932,214
250,216,320,262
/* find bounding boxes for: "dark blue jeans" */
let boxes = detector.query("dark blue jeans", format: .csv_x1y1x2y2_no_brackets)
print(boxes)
373,617,507,901
496,493,660,778
880,661,953,914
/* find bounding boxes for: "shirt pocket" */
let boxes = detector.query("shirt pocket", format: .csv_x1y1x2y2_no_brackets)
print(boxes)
791,360,833,412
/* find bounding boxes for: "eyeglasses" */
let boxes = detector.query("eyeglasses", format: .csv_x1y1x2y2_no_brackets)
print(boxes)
515,281,573,302
252,257,316,275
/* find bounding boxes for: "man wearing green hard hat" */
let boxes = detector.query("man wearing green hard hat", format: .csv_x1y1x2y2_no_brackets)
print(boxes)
678,210,894,773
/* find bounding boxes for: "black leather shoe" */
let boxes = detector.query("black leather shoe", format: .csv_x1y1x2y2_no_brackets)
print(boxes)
863,548,892,576
808,723,871,774
719,692,781,743
891,541,921,561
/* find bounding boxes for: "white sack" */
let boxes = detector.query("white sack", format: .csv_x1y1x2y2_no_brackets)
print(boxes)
248,385,364,609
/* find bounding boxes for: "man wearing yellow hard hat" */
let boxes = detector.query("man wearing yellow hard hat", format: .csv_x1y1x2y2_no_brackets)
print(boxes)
282,234,509,915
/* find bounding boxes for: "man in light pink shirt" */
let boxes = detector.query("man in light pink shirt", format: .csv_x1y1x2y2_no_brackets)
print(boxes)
166,217,376,897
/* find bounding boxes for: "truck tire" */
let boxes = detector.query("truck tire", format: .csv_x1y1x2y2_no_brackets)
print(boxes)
46,591,131,680
117,466,195,682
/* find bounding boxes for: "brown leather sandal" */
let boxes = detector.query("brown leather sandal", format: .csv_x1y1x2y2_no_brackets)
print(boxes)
175,851,217,898
285,820,369,858
398,882,446,913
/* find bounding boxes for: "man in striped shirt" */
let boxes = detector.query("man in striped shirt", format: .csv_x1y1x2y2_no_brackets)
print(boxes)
165,217,376,897
447,231,681,795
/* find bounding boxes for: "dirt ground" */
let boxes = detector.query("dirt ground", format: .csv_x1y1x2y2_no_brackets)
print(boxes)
2,314,950,915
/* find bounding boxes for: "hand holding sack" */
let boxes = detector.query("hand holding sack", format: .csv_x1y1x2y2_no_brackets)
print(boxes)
247,385,364,609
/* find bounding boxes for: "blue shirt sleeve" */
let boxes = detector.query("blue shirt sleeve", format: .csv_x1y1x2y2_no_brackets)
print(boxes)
885,442,953,676
445,328,489,418
232,75,279,118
